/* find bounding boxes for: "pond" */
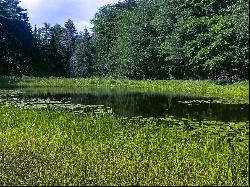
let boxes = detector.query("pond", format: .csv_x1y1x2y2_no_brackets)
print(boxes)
0,87,248,122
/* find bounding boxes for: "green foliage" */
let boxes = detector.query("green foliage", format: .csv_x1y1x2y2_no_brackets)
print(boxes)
0,77,248,103
0,107,248,185
0,0,248,80
70,29,95,77
0,0,33,76
92,0,249,80
32,20,79,77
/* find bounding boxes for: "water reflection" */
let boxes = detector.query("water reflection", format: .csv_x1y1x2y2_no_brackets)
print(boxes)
18,87,249,122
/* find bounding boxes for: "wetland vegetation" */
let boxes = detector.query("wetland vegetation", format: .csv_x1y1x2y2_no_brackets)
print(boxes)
0,79,249,186
0,0,249,186
0,106,249,186
0,76,249,103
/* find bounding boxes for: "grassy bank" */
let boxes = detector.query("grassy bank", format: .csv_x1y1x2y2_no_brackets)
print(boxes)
0,106,249,186
0,76,249,103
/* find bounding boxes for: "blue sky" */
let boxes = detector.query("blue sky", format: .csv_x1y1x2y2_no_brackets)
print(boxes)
20,0,119,31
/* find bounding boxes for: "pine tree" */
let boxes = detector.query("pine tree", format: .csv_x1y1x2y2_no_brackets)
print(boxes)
70,28,95,77
0,0,33,76
63,19,77,76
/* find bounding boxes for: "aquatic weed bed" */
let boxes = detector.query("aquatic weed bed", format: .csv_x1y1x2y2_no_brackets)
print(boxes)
0,76,248,104
0,106,248,186
0,88,248,122
0,79,248,185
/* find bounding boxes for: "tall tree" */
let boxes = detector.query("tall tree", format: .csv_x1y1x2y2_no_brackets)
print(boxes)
70,28,95,77
0,0,33,76
63,19,77,76
49,24,66,76
92,0,248,80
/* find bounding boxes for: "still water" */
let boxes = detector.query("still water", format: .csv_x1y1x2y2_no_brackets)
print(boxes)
7,87,247,122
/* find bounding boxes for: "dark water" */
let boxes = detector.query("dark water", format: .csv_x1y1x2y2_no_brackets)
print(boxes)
17,88,249,122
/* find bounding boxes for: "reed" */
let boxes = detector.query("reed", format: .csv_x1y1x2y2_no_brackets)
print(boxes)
0,76,249,103
0,106,248,186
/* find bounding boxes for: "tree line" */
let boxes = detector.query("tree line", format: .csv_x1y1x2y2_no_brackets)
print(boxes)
0,0,249,81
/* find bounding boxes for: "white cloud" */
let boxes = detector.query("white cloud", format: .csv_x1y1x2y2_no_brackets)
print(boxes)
74,20,92,31
19,0,118,31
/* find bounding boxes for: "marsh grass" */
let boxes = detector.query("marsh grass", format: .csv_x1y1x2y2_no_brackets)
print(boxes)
0,106,248,186
0,76,248,103
0,77,248,185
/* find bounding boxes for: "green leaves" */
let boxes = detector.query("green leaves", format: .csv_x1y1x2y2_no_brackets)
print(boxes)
0,106,249,185
0,0,33,76
70,29,95,77
1,0,248,80
91,0,247,80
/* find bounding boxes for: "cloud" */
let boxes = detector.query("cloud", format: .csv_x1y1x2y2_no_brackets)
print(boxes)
74,20,92,31
19,0,118,31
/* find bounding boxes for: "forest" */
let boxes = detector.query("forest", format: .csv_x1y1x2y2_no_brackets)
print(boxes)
1,0,249,81
0,0,249,185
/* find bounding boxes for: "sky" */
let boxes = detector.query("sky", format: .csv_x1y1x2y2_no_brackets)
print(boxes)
19,0,119,31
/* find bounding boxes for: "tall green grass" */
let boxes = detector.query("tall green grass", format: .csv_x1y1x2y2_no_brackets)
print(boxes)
0,107,248,186
0,76,248,103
